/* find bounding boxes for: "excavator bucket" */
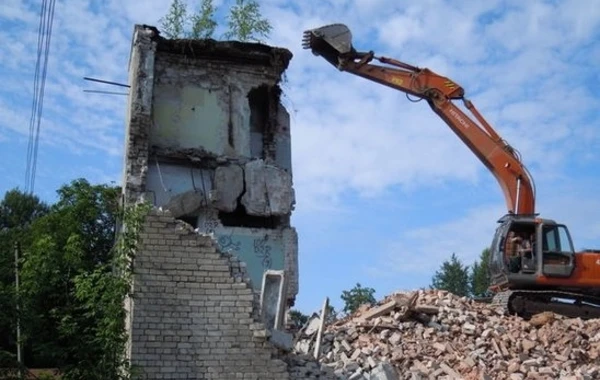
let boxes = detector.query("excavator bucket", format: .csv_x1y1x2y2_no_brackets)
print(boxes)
302,23,355,67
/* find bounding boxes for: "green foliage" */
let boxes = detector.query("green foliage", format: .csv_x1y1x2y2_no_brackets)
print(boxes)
470,248,491,297
0,189,49,366
0,188,49,231
288,309,308,328
0,178,151,378
14,180,120,369
340,283,376,315
190,0,217,38
57,201,150,380
35,372,58,380
430,253,471,297
160,0,188,38
158,0,272,43
224,0,272,42
0,349,25,379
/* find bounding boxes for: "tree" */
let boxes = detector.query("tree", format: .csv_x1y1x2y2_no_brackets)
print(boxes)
430,253,470,297
157,0,273,43
0,189,49,232
224,0,272,43
340,283,376,315
159,0,188,39
0,180,151,378
61,200,150,380
190,0,217,38
288,309,308,328
15,180,122,371
0,189,49,365
470,248,491,297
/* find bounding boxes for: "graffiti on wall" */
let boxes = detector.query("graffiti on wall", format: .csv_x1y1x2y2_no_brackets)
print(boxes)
253,234,272,269
203,215,220,234
217,232,242,252
210,228,284,290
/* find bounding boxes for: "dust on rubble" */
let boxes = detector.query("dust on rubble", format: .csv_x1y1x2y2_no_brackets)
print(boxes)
292,289,600,380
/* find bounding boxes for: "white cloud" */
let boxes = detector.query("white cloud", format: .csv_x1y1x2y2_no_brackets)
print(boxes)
256,0,599,211
366,177,600,279
367,203,505,277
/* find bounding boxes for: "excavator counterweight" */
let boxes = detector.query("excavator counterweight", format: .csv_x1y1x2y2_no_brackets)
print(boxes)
303,23,600,321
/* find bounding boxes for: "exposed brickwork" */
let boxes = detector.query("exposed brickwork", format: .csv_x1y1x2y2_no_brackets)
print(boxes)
127,209,293,379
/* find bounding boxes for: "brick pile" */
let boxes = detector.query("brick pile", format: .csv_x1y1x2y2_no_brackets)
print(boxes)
293,290,600,380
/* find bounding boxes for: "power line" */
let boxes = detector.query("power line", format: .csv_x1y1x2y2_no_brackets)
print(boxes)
25,0,57,194
25,0,48,194
30,0,57,193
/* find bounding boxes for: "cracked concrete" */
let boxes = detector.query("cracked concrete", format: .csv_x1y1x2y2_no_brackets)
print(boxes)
242,159,295,216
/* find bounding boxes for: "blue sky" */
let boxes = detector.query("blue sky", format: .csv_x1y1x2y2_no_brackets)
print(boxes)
1,0,600,315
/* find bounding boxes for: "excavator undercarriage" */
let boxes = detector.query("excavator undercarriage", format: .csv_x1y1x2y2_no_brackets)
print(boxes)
489,290,600,320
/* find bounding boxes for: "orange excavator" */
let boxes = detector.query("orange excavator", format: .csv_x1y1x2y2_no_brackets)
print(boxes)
302,24,600,319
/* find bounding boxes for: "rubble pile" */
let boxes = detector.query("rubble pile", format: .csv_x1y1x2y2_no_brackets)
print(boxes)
293,290,600,379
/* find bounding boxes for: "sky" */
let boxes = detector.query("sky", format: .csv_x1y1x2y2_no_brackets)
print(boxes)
1,0,600,315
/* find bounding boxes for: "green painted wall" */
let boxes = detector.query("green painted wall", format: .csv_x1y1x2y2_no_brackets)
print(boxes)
152,85,227,154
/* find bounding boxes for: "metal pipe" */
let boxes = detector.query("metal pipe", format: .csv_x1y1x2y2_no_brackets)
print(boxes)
14,242,22,375
515,177,521,214
83,76,130,88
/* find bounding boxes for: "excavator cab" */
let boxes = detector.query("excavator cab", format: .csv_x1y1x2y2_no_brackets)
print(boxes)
488,214,576,290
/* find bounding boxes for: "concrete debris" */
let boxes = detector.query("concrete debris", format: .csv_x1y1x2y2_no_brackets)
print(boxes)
212,164,244,212
293,289,600,380
242,159,294,216
283,354,338,379
163,190,204,217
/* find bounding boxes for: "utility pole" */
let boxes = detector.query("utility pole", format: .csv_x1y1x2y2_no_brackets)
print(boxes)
14,242,22,375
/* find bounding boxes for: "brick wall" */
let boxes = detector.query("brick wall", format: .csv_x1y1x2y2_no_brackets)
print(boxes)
127,209,292,379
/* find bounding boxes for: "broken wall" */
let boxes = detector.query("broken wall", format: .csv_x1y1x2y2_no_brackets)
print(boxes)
122,25,298,304
126,210,339,379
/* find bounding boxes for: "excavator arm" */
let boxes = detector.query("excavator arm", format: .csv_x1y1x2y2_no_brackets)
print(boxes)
303,24,536,215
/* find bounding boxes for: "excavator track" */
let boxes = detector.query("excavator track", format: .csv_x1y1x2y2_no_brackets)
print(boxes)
490,289,600,320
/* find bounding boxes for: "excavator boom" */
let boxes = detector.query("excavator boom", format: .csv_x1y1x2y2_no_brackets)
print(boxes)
303,24,535,215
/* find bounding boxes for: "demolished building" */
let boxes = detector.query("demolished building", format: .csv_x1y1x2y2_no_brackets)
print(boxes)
122,24,298,305
121,25,311,379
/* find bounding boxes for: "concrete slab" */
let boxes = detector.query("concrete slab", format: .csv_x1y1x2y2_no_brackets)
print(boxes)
242,159,294,216
212,164,244,212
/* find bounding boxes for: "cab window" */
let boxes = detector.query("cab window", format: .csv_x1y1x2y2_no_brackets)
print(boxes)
542,225,574,253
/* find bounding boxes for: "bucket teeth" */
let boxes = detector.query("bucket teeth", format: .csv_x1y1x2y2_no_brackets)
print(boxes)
301,30,313,50
301,24,353,56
